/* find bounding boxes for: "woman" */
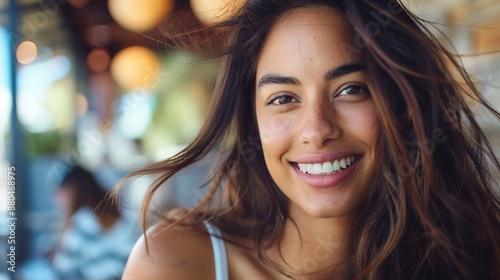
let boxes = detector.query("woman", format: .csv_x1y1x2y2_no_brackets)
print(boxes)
122,0,500,279
51,166,136,279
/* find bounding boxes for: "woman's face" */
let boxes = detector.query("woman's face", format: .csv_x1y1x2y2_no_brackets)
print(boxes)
255,7,380,219
54,184,76,214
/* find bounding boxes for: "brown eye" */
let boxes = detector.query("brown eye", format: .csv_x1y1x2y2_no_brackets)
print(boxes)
269,95,297,105
336,83,369,98
345,87,361,94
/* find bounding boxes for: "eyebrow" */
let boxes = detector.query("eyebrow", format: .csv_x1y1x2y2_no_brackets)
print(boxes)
257,75,300,88
257,63,363,89
323,63,362,81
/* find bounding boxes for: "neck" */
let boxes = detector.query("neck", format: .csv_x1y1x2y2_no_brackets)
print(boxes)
268,206,356,279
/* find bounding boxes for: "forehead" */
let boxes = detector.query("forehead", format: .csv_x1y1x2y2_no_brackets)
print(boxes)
256,7,356,78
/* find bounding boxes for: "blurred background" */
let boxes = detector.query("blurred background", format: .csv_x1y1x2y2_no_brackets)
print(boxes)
0,0,498,279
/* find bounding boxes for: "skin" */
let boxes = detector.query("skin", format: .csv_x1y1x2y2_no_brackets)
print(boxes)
255,7,380,278
54,185,74,216
123,6,380,280
255,7,379,221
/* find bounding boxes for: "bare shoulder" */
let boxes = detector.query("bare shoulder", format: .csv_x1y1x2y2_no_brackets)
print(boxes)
122,221,215,280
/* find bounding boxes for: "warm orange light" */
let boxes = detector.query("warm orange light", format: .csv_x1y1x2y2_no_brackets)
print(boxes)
69,0,90,8
189,0,244,25
87,49,111,72
108,0,175,32
16,41,38,64
110,46,160,91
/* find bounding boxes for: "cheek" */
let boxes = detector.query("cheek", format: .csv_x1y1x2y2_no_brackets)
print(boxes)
256,110,296,163
55,190,73,210
339,105,379,146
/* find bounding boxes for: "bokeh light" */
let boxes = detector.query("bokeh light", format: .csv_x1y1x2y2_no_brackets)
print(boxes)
108,0,175,32
0,87,11,135
89,25,112,48
0,27,11,135
17,55,72,133
16,41,38,64
69,0,91,8
75,93,89,117
116,91,155,139
87,49,110,72
110,46,160,91
46,81,75,131
190,0,244,25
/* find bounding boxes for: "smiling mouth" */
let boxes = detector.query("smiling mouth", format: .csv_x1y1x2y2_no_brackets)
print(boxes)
292,155,359,175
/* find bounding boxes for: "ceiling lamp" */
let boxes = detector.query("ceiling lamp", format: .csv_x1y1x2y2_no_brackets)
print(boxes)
110,46,160,91
190,0,243,25
16,41,38,65
87,49,111,72
108,0,175,32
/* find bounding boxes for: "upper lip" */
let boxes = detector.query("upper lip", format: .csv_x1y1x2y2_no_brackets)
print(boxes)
289,151,361,164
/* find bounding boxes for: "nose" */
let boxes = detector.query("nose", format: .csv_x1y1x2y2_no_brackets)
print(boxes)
299,99,341,147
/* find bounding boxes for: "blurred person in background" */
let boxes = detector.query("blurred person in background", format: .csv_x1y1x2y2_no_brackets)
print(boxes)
48,166,136,280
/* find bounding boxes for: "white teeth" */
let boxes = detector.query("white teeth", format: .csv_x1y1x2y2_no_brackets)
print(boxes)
340,158,347,169
332,160,340,171
312,163,322,173
296,155,358,175
323,162,333,173
307,163,313,174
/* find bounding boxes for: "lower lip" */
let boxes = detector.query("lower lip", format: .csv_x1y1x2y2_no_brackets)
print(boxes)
291,157,361,188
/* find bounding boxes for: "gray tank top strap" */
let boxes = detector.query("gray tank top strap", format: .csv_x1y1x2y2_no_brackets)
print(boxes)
204,221,229,280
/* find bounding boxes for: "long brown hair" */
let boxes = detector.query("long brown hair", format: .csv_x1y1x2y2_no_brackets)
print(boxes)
115,0,500,279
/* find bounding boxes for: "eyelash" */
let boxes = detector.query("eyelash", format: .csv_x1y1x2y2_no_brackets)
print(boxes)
267,94,298,106
336,82,370,98
266,82,370,106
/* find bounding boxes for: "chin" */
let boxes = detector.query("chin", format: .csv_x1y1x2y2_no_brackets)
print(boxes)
301,199,361,220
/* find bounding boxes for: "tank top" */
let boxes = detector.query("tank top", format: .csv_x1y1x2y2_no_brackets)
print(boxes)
204,221,229,280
